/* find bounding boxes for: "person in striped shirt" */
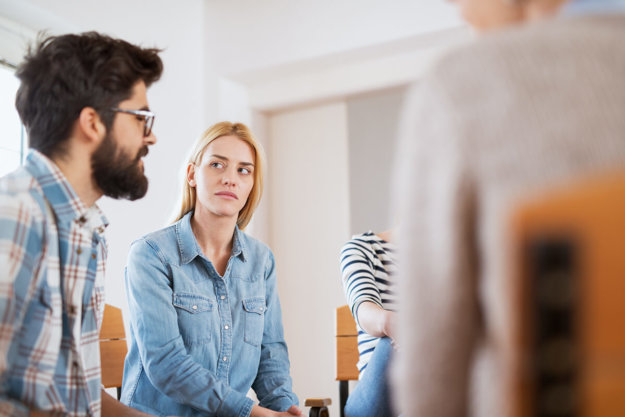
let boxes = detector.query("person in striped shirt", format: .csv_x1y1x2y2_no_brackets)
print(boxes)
0,32,162,417
340,230,398,417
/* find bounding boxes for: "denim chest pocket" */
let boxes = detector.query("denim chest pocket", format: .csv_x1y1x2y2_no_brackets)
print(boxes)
242,297,266,347
173,293,214,344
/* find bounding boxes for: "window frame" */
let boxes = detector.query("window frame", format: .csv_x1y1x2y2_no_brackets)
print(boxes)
0,15,32,172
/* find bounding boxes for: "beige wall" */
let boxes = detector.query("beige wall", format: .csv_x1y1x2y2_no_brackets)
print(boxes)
346,87,408,235
267,102,351,416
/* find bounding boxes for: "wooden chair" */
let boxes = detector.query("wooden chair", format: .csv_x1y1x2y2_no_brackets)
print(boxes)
99,304,128,400
510,170,625,417
305,305,357,417
336,305,359,417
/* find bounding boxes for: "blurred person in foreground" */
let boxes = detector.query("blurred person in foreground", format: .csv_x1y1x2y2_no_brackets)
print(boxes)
0,32,163,416
392,0,625,416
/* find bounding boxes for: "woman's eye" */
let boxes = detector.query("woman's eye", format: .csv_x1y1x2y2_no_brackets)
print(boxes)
210,162,224,169
239,167,252,175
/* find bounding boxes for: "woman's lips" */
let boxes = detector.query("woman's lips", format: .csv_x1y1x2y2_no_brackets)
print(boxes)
215,191,237,199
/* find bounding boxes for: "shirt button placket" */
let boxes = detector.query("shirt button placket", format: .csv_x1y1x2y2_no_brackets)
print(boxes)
215,282,232,380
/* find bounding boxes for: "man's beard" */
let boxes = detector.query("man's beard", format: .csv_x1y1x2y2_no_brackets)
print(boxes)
91,133,149,201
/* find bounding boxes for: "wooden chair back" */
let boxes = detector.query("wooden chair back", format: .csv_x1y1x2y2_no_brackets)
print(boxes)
510,170,625,417
335,305,359,417
99,304,128,399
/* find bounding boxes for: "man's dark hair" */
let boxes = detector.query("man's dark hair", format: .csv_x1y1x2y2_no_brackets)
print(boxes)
15,31,163,157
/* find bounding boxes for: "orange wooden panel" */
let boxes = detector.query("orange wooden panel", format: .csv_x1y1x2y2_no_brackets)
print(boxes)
336,336,359,381
336,305,359,381
510,170,625,417
336,305,357,337
583,369,625,417
100,304,125,340
100,339,128,388
100,304,127,389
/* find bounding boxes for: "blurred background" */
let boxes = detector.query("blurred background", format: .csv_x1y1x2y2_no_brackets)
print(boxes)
0,1,469,414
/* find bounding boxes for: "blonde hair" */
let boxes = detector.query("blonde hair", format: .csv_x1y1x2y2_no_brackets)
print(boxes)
172,121,264,230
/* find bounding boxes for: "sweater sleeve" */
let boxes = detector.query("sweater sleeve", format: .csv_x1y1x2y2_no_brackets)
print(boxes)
393,78,480,417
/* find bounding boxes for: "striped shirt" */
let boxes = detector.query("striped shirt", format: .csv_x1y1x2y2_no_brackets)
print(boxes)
340,232,397,376
0,150,108,417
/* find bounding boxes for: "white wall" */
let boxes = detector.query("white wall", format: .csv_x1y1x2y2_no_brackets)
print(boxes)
204,0,462,77
203,0,467,113
268,101,351,417
346,87,408,234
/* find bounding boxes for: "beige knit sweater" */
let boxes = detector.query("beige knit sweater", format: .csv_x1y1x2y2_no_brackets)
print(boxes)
393,14,625,417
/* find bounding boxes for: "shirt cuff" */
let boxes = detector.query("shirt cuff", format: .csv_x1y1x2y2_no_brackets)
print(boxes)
216,389,254,417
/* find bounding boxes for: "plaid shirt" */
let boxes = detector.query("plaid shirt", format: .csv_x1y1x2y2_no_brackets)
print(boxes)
0,150,108,417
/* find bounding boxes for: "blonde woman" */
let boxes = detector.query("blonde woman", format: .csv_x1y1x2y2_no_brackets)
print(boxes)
121,122,302,417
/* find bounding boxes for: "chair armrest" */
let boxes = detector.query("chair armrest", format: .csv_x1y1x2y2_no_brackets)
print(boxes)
304,398,332,417
305,398,331,408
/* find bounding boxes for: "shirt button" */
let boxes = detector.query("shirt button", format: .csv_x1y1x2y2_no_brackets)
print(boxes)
69,305,76,315
91,253,96,260
76,248,82,255
224,325,229,330
223,356,227,361
220,295,225,300
192,305,198,310
259,307,264,312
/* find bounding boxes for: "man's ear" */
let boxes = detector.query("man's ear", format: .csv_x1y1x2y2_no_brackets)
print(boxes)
77,107,107,144
186,163,196,187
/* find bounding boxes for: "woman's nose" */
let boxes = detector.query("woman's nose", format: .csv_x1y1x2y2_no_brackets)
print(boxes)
222,171,235,186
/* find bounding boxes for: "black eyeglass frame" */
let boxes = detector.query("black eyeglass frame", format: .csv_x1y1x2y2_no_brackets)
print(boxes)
110,107,155,137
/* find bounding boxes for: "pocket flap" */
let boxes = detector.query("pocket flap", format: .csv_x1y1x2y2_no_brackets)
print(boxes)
173,293,213,314
242,297,266,315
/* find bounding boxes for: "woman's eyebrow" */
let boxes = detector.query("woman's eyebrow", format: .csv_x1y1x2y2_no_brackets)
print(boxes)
209,154,254,167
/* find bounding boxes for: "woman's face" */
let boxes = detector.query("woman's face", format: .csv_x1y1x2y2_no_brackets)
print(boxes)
453,0,524,31
188,135,255,221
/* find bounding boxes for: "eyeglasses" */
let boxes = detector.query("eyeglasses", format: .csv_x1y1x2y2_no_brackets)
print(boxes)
110,108,156,137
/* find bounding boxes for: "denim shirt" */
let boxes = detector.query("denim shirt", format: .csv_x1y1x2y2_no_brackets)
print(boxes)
120,212,298,417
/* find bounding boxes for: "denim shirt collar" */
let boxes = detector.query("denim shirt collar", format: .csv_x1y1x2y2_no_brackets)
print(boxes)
25,149,108,230
176,211,247,265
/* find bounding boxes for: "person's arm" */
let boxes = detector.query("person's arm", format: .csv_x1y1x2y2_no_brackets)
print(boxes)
101,390,156,417
355,301,397,341
125,239,253,417
250,251,299,413
339,240,390,337
393,78,479,416
0,196,47,416
250,404,302,417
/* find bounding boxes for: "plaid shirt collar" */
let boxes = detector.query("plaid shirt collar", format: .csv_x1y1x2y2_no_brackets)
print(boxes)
25,149,109,231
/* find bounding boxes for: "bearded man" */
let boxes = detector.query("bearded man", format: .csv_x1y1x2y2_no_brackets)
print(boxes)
0,32,163,417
